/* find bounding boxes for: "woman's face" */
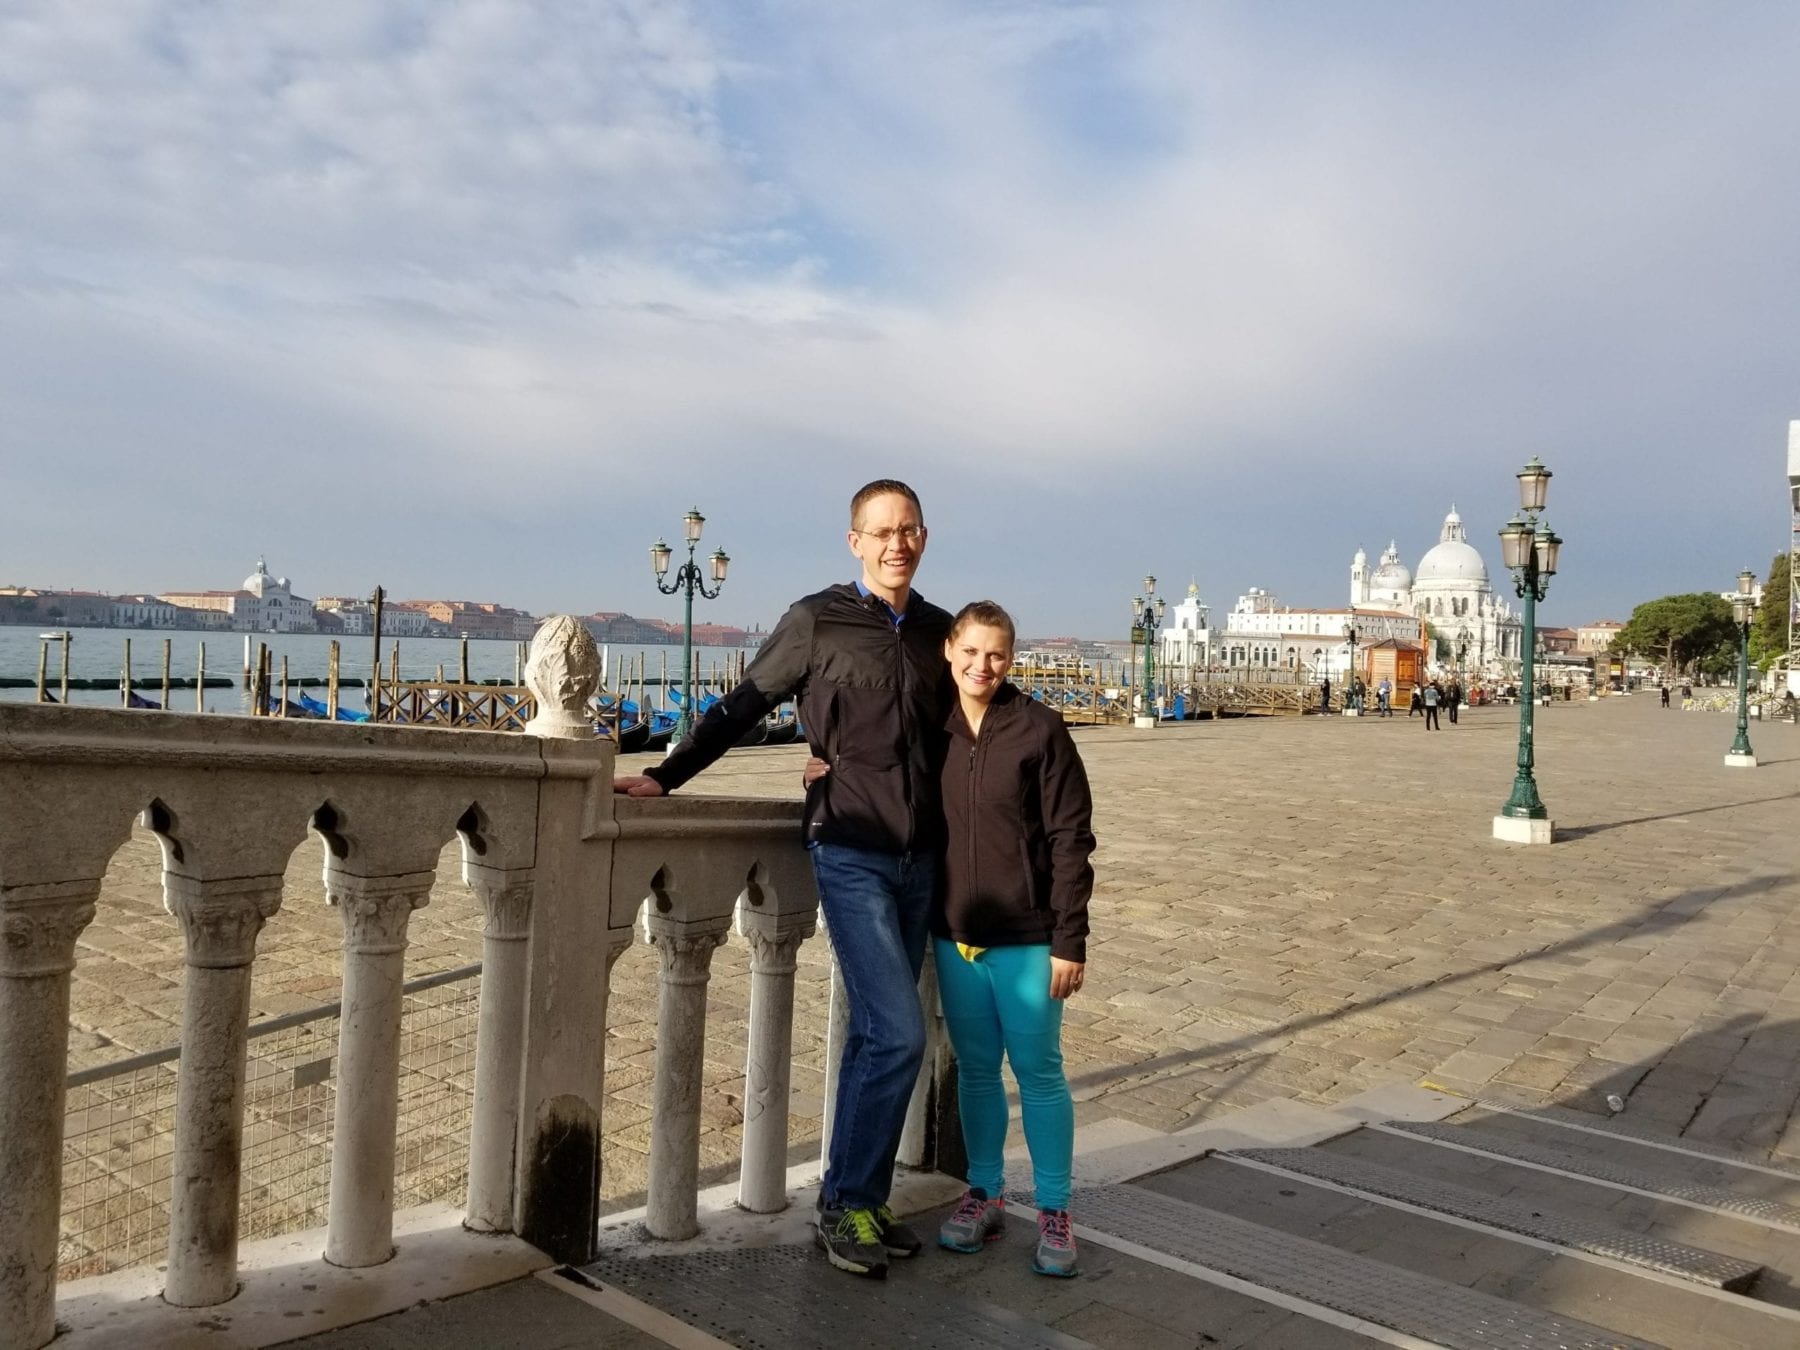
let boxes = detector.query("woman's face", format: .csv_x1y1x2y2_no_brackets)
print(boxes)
946,622,1013,704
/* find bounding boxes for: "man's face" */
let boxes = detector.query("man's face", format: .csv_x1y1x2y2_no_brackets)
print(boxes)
847,491,926,597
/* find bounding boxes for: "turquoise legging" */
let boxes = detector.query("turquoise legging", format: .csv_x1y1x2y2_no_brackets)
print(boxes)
933,939,1074,1211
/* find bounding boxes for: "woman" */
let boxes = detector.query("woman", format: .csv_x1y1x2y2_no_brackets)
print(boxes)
930,599,1096,1278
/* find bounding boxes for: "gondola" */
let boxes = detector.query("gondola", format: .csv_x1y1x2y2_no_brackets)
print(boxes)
126,690,162,710
644,709,678,753
762,712,800,746
298,692,372,723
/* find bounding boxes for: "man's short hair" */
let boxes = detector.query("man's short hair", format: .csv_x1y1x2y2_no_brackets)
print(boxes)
850,479,923,529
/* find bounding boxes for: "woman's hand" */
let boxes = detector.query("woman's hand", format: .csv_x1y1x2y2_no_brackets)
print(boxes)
802,756,831,788
1050,957,1085,1000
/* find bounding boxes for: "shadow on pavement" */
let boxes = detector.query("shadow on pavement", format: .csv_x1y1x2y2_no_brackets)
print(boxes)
1067,872,1792,1100
1556,792,1800,841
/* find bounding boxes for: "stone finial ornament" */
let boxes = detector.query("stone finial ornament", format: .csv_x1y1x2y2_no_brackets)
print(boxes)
524,615,600,739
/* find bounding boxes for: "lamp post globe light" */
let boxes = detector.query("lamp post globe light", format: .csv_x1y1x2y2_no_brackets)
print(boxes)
1494,457,1563,845
650,507,730,743
1131,575,1166,728
1726,568,1759,768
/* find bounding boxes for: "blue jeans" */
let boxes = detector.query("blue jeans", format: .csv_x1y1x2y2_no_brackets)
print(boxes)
810,842,935,1210
934,940,1073,1210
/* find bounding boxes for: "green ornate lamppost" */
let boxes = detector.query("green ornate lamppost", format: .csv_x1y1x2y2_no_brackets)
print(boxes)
1493,457,1563,844
1344,619,1360,715
1725,569,1759,768
650,507,730,743
1130,575,1166,726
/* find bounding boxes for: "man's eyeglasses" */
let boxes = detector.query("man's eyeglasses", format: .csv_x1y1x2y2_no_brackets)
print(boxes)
853,525,925,544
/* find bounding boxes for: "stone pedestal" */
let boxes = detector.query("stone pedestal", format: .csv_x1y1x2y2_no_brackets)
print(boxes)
1724,752,1759,768
1492,815,1555,845
1342,708,1362,717
1132,715,1157,729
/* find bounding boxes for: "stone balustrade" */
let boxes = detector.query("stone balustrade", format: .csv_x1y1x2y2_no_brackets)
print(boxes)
0,702,872,1350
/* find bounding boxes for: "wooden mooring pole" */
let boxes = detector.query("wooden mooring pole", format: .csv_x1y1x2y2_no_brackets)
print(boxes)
59,631,71,703
161,638,172,709
197,643,207,712
328,641,340,719
121,637,132,708
369,586,385,723
36,639,48,703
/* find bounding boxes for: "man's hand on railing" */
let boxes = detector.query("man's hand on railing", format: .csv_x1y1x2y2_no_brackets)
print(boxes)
613,776,666,797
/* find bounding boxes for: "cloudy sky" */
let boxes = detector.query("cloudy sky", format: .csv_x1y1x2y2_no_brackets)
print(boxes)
3,1,1797,637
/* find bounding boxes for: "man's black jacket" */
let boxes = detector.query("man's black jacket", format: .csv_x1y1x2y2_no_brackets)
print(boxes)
645,583,954,853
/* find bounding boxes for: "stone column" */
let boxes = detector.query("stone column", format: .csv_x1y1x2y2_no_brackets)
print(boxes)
818,948,849,1169
736,910,815,1214
0,881,99,1350
162,874,284,1307
323,869,432,1268
641,916,729,1240
462,865,533,1234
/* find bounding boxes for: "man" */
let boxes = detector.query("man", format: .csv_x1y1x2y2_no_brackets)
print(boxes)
615,480,952,1281
1377,676,1391,717
1422,680,1441,731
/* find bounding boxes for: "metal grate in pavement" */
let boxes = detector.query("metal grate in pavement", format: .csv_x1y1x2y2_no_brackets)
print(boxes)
1228,1146,1763,1291
1471,1097,1800,1181
1080,1182,1661,1350
577,1243,1098,1349
1382,1120,1800,1232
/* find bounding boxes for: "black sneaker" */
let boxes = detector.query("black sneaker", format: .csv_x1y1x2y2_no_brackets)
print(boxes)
816,1205,888,1278
874,1204,923,1258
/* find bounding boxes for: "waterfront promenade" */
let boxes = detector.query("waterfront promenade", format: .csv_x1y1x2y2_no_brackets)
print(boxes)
61,692,1800,1288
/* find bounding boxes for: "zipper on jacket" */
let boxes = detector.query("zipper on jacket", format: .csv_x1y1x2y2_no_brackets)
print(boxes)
966,735,978,891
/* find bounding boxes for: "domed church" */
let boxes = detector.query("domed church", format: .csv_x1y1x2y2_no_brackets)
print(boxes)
1351,509,1524,671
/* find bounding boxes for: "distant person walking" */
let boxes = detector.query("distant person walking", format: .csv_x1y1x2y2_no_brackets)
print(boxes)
1320,677,1332,714
1445,679,1462,726
1661,684,1671,708
1377,677,1392,717
1409,683,1425,718
1422,681,1441,731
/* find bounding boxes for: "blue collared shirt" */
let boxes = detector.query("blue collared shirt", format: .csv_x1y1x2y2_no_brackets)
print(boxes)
855,580,906,628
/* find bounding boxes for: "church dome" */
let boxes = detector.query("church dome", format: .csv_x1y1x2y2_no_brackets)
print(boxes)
1369,541,1411,592
1415,508,1490,588
243,557,271,594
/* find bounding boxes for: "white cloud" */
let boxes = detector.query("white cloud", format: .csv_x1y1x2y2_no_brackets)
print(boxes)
2,1,1798,626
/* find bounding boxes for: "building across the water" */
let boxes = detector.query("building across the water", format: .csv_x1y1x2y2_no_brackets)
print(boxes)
1211,588,1420,677
159,558,317,633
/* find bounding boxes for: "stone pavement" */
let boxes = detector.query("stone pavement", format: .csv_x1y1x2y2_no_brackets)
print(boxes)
63,694,1800,1274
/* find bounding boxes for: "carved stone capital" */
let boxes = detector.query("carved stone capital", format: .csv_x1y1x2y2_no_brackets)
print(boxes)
0,880,101,978
523,615,601,739
326,870,434,955
605,929,635,975
646,929,727,988
164,874,285,969
739,921,814,977
465,866,535,942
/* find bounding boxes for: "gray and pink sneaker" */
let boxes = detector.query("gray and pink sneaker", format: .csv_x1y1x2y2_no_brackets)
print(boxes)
937,1188,1006,1253
1033,1208,1079,1277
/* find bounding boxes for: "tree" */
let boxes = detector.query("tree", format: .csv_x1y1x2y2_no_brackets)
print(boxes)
1753,552,1792,671
1609,593,1737,677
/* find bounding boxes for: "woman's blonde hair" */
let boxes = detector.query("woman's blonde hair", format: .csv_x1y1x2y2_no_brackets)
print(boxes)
949,600,1016,648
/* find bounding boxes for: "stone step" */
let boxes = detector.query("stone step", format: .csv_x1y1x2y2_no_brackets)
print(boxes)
1153,1154,1796,1350
577,1242,1101,1349
1226,1145,1763,1290
574,1191,1390,1350
1380,1119,1800,1232
1452,1105,1800,1204
1065,1180,1662,1350
1470,1098,1800,1183
1323,1123,1800,1310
